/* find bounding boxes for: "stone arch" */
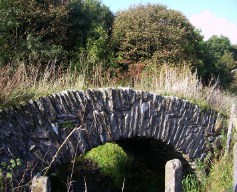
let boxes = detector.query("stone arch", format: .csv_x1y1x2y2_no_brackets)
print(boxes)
0,88,218,176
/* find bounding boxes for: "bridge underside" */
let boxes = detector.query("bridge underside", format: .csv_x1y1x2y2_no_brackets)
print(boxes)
117,137,192,174
50,138,192,192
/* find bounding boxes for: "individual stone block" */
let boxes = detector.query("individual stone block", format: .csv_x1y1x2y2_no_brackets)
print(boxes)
165,159,182,192
31,175,51,192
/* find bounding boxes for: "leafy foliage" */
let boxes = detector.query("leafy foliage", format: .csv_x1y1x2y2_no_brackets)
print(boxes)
0,0,69,66
203,35,236,85
85,143,131,187
112,4,203,67
0,0,114,67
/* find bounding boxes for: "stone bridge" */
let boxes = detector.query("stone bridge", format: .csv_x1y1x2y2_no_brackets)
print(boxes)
0,88,219,187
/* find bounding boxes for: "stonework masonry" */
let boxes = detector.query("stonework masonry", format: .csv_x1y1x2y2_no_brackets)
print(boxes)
0,88,219,187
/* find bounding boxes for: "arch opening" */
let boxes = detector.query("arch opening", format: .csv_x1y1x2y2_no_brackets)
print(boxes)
50,138,192,192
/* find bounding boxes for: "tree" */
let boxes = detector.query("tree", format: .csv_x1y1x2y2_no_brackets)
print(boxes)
0,0,70,66
64,0,114,77
204,35,236,86
0,0,114,67
206,35,232,59
230,44,237,63
112,4,203,67
71,0,114,62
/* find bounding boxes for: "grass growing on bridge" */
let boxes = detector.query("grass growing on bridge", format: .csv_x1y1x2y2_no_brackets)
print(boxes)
0,65,85,109
0,63,236,115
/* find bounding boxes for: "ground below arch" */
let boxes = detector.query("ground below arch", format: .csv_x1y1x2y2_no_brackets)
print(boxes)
50,138,192,192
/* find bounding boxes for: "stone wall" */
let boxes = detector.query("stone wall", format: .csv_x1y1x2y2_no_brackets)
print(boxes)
0,88,219,188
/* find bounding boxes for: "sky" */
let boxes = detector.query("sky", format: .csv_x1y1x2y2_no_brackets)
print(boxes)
102,0,237,44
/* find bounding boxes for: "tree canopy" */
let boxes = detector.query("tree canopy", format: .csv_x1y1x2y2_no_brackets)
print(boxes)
202,35,237,86
0,0,70,65
112,4,203,67
0,0,114,66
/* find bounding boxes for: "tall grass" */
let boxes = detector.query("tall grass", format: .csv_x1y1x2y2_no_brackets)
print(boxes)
0,65,85,108
182,174,205,192
206,155,232,191
1,63,236,114
182,154,233,192
135,64,236,114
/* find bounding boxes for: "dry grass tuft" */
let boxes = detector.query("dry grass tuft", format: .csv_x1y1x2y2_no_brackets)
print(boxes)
134,64,237,115
0,65,85,108
0,63,236,115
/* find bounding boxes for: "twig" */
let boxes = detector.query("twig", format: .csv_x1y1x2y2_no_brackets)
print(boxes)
84,176,87,192
43,125,84,176
122,177,125,192
66,142,79,192
13,162,37,191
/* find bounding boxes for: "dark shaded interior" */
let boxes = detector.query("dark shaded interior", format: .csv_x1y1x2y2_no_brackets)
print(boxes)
116,138,192,191
50,138,192,192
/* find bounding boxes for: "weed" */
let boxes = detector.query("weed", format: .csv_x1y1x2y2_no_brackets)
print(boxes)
205,155,232,192
0,158,22,191
134,64,236,115
1,63,236,116
182,174,205,192
61,120,75,130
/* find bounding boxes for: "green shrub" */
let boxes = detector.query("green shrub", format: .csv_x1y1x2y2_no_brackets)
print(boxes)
85,143,132,187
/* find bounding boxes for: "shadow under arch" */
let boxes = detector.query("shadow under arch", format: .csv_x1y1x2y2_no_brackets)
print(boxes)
116,137,193,175
50,137,193,192
116,137,193,191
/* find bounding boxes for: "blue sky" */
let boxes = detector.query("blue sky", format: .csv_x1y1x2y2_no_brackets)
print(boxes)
102,0,237,44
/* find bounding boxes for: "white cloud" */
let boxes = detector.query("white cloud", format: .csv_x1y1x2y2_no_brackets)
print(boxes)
189,10,237,44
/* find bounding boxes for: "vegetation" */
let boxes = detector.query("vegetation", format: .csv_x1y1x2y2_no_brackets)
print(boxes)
0,1,236,85
52,140,171,191
0,158,22,191
182,156,232,192
0,63,235,115
84,143,131,188
0,0,113,67
0,0,237,191
49,139,233,191
112,4,202,67
205,155,232,191
203,35,237,87
0,65,85,108
182,134,233,192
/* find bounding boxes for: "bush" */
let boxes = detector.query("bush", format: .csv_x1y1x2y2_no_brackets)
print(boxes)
85,143,132,187
112,4,202,67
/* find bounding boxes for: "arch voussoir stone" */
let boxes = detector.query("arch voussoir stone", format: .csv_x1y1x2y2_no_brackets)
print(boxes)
0,88,219,185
